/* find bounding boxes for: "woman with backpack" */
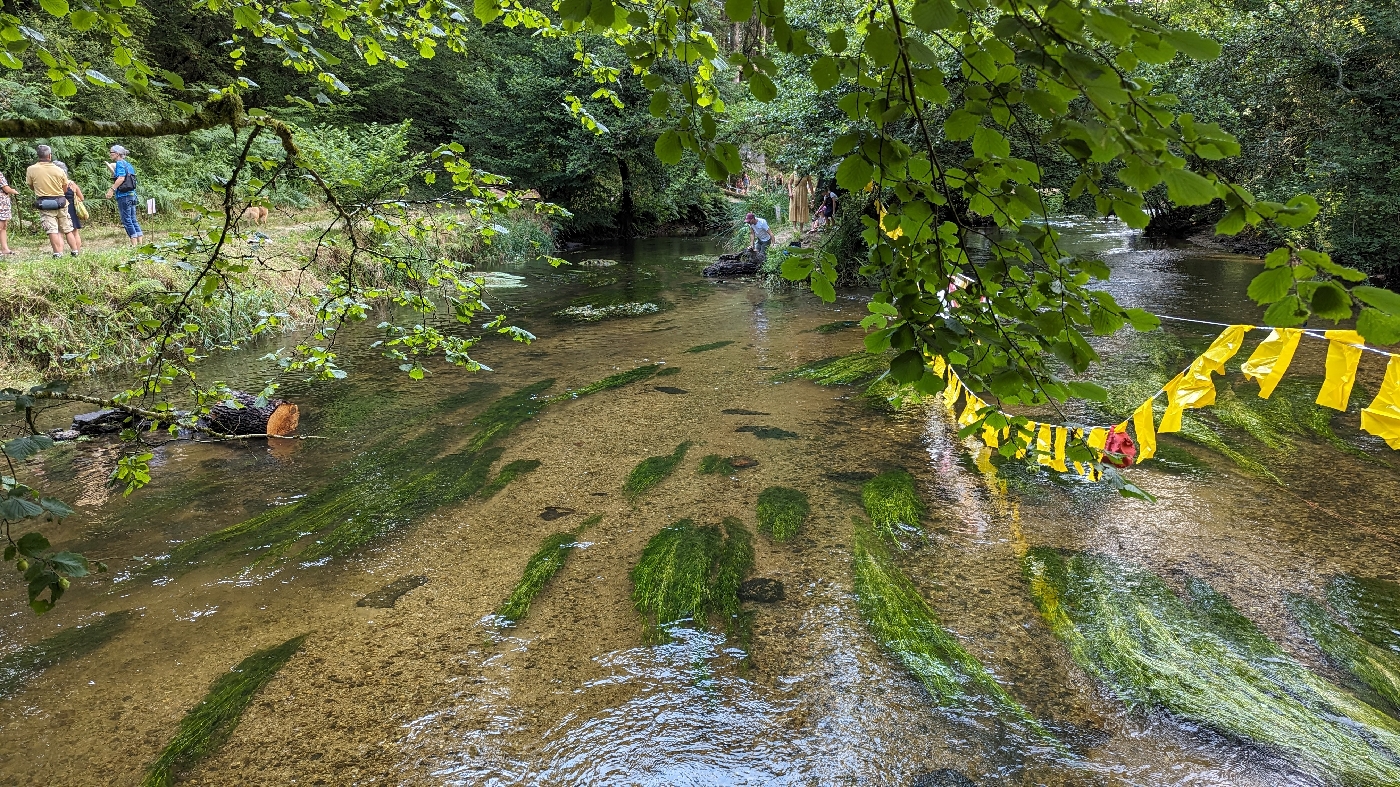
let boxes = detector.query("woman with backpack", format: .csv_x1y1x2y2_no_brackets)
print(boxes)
105,144,143,246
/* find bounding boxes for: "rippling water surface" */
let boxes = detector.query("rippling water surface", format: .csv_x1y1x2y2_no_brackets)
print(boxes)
1,222,1396,786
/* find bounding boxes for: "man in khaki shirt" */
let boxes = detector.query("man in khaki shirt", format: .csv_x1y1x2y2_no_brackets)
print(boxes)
25,144,78,257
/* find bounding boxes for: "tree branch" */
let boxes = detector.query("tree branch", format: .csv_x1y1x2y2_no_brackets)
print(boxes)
0,95,244,139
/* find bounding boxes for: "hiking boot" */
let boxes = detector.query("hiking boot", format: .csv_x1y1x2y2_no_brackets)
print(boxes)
70,250,78,257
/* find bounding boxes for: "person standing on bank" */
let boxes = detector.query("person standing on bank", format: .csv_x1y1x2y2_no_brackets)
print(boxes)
745,211,773,255
0,170,18,256
105,144,143,246
55,162,85,254
25,144,79,258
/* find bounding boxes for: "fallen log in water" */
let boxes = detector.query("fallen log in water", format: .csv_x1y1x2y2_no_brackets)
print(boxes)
203,392,300,436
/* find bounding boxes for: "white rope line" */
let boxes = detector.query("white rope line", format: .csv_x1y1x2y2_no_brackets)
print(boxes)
1154,314,1396,357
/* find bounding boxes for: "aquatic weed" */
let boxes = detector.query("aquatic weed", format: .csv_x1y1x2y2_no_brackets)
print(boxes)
1328,575,1400,655
0,611,134,699
1289,593,1400,712
853,520,1047,735
713,517,754,646
812,320,859,334
141,635,307,787
496,530,581,624
735,425,798,440
631,520,724,639
623,441,693,500
552,364,661,400
862,470,925,539
655,366,681,377
685,340,735,353
1023,548,1400,784
756,486,809,542
782,352,888,386
698,454,727,474
478,459,543,501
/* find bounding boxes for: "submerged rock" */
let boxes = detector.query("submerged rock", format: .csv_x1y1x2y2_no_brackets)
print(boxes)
910,770,976,787
654,386,688,395
736,425,799,440
722,408,769,416
728,456,759,468
540,506,575,521
738,577,784,603
356,575,428,608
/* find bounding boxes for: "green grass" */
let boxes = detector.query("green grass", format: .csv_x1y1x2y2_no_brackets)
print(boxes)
0,610,134,699
1328,575,1400,655
623,441,693,500
141,635,307,787
151,369,658,576
630,518,752,644
756,486,809,542
1289,593,1400,712
853,519,1046,735
685,340,735,353
862,470,925,539
1022,547,1400,784
478,459,543,500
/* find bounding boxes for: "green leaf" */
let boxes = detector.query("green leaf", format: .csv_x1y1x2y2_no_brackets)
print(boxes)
943,109,979,140
1307,281,1351,322
559,0,590,23
748,71,776,102
1354,285,1400,317
588,0,616,27
828,29,847,53
835,154,873,191
46,551,88,577
1067,381,1108,402
39,498,75,518
52,77,76,97
16,531,49,553
1275,194,1320,228
910,0,959,32
890,350,925,384
39,0,69,17
1162,169,1217,206
1357,308,1400,346
70,10,97,30
1247,267,1294,304
1164,29,1221,61
648,90,670,117
654,131,682,165
810,56,839,90
864,26,897,66
811,271,836,302
1263,294,1308,327
780,254,813,281
725,0,753,23
971,127,1010,159
1126,308,1161,331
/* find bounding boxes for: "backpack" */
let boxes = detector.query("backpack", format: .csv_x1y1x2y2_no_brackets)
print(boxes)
115,163,137,194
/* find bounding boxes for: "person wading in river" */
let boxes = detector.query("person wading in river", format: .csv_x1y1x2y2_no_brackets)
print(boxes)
24,144,79,258
745,212,773,255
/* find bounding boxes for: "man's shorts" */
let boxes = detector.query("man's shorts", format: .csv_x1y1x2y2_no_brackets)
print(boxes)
39,208,74,235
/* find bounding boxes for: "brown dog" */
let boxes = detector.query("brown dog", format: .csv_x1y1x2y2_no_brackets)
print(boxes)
246,205,269,225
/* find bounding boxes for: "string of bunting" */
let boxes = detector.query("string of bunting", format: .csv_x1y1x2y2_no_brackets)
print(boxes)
931,320,1400,480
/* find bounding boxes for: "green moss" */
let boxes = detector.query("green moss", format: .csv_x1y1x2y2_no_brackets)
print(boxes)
655,366,681,377
478,459,543,501
623,441,693,500
862,470,925,539
853,520,1046,735
496,531,580,625
1328,575,1400,655
812,320,859,334
756,486,809,542
141,635,307,787
1289,593,1400,712
0,610,134,699
685,340,735,353
1023,548,1400,784
630,518,751,644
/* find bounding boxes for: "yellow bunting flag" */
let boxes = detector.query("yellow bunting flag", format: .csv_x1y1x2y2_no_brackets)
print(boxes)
1131,400,1157,461
1241,328,1303,399
1051,426,1068,472
1158,374,1186,433
1195,324,1254,375
1360,355,1400,449
1036,423,1053,468
1317,330,1366,411
958,395,981,430
932,355,947,378
981,419,1001,449
1086,427,1109,452
943,375,962,411
1013,425,1030,459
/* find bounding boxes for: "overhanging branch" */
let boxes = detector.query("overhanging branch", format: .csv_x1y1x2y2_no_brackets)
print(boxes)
0,95,244,139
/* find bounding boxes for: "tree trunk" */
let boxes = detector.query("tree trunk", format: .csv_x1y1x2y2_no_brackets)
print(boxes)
203,392,300,436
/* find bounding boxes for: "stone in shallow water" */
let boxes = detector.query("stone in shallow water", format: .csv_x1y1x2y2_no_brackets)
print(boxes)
654,386,688,394
910,770,976,787
721,408,769,415
738,578,784,603
540,506,575,521
356,575,428,608
728,456,759,468
736,425,799,440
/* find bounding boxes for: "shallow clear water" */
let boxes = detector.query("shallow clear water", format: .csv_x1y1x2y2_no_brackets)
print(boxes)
1,222,1397,786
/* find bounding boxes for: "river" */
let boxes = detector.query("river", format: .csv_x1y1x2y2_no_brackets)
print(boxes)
1,221,1398,786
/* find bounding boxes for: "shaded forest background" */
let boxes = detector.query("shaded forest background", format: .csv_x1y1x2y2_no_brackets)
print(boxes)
0,0,1395,280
